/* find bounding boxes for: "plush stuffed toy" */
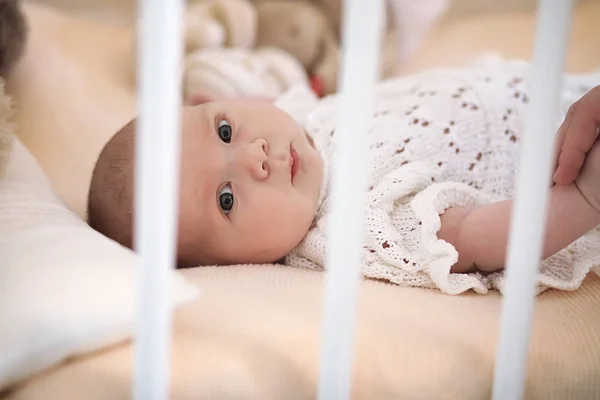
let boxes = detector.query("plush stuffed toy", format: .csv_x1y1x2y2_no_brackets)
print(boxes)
253,0,340,97
183,0,311,101
184,0,258,54
183,47,308,101
252,0,449,96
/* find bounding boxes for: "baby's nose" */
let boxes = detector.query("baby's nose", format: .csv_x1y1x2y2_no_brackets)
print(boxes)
245,139,269,180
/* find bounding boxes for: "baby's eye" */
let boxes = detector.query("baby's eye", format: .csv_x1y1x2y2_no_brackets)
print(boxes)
218,119,232,143
218,183,234,215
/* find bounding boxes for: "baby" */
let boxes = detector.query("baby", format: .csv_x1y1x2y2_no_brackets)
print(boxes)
88,58,600,294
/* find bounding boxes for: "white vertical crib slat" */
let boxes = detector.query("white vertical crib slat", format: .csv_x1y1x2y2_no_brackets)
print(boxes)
133,0,185,398
491,1,573,399
317,0,385,399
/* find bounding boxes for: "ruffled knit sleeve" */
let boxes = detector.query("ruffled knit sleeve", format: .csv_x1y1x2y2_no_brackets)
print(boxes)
369,160,600,294
360,162,494,294
285,161,494,294
288,160,600,295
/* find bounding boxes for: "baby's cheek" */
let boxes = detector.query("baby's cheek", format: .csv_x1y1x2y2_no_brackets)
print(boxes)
257,195,312,250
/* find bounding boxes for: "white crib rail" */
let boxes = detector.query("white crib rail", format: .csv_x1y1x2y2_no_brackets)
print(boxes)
133,0,185,399
492,1,573,399
130,0,575,398
317,1,385,399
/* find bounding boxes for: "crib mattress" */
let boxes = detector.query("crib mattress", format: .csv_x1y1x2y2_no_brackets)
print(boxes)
2,265,600,399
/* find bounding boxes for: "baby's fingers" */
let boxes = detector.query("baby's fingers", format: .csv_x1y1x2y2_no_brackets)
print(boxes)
553,86,600,185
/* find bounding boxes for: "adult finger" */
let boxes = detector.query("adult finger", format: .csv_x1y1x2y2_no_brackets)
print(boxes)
552,100,575,181
553,85,600,185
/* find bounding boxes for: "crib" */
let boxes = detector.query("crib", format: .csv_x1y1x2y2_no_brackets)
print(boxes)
1,0,600,399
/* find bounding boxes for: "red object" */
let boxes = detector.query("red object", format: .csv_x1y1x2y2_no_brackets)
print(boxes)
310,75,325,97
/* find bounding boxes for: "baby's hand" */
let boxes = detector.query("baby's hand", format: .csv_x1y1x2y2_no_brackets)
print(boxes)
574,137,600,214
553,85,600,185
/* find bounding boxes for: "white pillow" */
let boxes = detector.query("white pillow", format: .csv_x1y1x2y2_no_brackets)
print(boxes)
0,118,199,389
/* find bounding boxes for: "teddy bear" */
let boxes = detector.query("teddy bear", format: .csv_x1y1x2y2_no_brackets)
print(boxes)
183,0,310,101
253,0,340,96
183,0,449,101
184,0,258,53
183,46,309,100
251,0,450,96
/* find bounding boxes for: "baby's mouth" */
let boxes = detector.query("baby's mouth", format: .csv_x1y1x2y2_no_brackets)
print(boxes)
290,145,301,183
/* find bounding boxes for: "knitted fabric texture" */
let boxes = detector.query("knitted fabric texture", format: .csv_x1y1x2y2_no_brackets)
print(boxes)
275,59,600,295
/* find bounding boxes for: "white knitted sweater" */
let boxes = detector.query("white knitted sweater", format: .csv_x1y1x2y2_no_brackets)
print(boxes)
275,58,600,295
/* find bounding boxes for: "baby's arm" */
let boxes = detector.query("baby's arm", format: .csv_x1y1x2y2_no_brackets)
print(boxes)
439,182,600,273
444,105,600,273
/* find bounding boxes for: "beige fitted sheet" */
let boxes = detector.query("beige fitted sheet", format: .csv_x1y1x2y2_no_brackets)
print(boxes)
3,266,600,399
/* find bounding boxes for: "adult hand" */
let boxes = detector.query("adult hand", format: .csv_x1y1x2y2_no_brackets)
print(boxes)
553,85,600,185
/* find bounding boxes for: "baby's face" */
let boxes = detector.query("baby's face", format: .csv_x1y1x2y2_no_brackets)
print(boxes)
176,99,323,266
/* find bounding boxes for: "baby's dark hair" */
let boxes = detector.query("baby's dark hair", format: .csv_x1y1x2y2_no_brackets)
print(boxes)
87,119,136,250
88,118,212,267
0,0,27,78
